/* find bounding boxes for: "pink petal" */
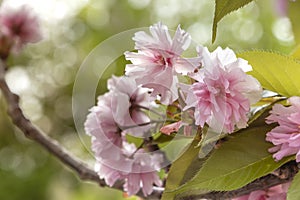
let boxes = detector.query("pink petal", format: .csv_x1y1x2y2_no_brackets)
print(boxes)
160,121,182,135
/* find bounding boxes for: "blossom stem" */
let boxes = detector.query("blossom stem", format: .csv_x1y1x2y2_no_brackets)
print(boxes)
120,119,177,130
137,105,166,117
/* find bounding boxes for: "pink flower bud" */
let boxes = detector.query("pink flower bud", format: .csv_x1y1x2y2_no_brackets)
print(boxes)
0,5,42,54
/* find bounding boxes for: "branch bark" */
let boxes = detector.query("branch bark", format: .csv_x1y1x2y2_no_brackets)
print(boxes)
0,59,299,200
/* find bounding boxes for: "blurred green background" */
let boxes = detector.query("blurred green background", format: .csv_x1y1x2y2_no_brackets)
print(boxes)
0,0,299,199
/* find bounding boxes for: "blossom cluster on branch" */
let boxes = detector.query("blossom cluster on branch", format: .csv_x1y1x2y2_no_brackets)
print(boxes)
84,22,300,198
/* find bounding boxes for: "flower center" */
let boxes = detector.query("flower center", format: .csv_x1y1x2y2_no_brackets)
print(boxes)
155,54,172,67
211,83,226,97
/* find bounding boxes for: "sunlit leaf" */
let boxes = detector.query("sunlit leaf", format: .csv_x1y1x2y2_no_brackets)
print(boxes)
238,51,300,97
212,0,254,43
287,171,300,200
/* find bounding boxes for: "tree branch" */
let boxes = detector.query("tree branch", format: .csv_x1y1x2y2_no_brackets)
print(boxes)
0,59,299,200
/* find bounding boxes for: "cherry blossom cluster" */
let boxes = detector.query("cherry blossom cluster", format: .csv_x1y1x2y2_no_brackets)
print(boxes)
85,22,268,196
85,22,300,197
0,4,41,59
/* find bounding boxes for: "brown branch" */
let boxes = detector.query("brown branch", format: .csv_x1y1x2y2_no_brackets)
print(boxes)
0,58,299,200
0,60,162,199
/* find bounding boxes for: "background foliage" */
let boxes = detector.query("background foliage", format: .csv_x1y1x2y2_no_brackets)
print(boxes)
0,0,299,199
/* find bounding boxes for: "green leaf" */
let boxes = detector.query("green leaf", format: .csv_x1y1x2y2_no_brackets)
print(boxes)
164,125,293,199
154,132,175,149
161,139,202,200
161,137,194,166
287,171,300,200
238,51,300,97
212,0,254,43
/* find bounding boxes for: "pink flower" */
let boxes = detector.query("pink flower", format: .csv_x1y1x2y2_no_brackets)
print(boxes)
0,5,42,51
94,142,163,196
108,76,152,136
85,76,163,196
85,92,126,186
85,75,154,158
266,96,300,162
85,92,123,160
182,46,262,133
233,183,289,200
125,22,201,104
124,170,162,196
95,160,125,187
123,146,163,196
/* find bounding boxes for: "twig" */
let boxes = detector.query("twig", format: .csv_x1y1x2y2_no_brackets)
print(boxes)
119,119,177,130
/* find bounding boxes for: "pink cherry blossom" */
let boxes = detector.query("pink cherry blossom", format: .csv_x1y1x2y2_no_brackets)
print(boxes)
125,22,201,104
94,160,124,187
85,75,155,159
94,142,163,196
85,92,126,186
0,5,41,51
108,76,152,137
85,92,123,160
266,96,300,162
85,76,163,196
182,46,262,133
233,183,289,200
123,146,163,196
